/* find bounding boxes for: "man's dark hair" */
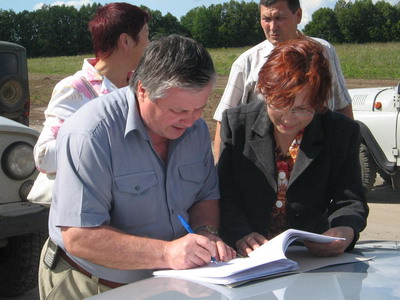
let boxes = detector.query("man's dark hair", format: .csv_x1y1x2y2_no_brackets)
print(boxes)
259,0,301,14
131,34,215,101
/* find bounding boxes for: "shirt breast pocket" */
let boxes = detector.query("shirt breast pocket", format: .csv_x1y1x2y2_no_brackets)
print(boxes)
179,162,207,202
115,172,158,196
113,172,158,225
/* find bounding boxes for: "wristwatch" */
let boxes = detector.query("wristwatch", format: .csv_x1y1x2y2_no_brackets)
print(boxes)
194,225,219,236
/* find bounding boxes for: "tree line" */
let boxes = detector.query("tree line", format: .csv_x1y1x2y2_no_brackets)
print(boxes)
0,0,399,58
304,0,400,43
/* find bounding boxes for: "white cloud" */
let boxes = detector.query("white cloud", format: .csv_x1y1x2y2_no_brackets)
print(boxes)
34,0,93,10
299,0,337,29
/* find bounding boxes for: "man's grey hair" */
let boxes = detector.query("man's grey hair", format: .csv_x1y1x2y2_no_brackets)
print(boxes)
259,0,300,14
130,34,216,101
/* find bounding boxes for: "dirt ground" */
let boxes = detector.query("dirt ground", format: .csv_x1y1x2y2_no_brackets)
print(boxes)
28,75,399,138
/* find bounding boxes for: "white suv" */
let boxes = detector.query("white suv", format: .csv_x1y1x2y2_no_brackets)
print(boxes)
349,82,400,191
0,116,48,297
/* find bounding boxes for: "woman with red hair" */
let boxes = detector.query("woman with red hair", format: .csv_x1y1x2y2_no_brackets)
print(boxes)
33,3,150,174
219,38,368,258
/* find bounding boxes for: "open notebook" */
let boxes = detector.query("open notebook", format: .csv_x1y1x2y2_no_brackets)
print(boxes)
153,229,370,286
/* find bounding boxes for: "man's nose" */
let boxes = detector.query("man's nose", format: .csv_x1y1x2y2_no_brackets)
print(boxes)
181,110,202,127
270,20,279,32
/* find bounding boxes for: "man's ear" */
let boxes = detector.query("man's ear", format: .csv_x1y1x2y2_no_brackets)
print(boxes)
296,8,302,25
136,80,146,102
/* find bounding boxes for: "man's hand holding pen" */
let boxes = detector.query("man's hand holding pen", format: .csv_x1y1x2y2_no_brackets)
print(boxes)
194,229,236,263
162,214,236,269
163,233,236,270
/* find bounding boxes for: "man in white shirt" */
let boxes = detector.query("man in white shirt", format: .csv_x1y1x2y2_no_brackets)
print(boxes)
213,0,353,160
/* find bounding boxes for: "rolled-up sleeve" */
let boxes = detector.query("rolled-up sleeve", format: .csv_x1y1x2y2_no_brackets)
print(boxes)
53,128,113,227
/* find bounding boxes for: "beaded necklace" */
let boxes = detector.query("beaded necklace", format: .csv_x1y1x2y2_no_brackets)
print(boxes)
266,129,304,239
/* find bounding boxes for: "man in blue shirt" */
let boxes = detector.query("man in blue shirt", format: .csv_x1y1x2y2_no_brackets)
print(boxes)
39,34,236,299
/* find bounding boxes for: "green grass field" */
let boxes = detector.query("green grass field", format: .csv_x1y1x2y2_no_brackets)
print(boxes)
28,42,400,79
335,43,400,79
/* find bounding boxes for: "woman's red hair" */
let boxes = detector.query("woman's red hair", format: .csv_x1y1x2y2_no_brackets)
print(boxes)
89,3,150,60
257,37,332,113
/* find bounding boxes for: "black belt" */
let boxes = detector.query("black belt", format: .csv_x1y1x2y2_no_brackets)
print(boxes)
59,248,125,289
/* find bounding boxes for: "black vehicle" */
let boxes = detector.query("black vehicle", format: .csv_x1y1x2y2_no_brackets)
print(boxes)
0,41,30,126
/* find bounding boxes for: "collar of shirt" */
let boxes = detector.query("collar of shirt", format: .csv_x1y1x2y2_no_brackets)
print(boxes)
263,39,275,59
82,58,118,95
125,89,149,140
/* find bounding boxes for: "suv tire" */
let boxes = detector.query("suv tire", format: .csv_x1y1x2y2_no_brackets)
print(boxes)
359,143,377,192
0,75,27,112
0,232,47,297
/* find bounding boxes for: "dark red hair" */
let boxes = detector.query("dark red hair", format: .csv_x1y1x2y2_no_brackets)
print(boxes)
257,37,331,113
89,3,150,59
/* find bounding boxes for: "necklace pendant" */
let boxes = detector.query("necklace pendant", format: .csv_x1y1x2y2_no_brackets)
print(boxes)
276,200,283,208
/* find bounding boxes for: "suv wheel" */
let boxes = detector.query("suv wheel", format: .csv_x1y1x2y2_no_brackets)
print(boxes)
0,232,47,297
0,76,27,112
359,143,377,192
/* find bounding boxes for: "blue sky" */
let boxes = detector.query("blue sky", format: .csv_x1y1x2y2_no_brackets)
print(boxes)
0,0,398,29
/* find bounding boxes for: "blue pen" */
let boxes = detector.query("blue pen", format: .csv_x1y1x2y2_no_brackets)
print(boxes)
177,215,218,264
178,214,194,233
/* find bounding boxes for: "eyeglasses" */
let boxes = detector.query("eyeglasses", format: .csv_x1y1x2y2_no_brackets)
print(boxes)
267,103,315,117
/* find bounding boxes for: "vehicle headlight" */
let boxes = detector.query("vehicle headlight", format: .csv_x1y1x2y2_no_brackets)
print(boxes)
2,142,36,180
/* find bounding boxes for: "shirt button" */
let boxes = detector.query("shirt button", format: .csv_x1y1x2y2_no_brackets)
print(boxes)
170,209,175,214
135,185,140,191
